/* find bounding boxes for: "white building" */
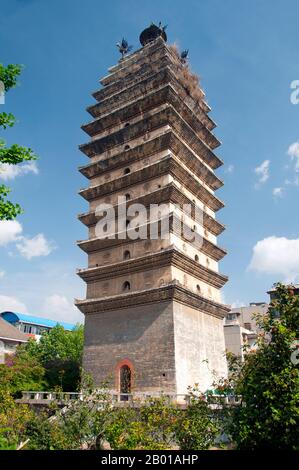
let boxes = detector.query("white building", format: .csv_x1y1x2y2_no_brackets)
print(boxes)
0,316,28,363
224,302,268,360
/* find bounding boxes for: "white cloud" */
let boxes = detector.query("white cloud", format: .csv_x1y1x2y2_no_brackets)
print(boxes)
0,220,23,246
0,221,54,260
0,294,27,313
41,294,82,324
254,160,270,186
16,233,55,260
0,271,5,279
273,187,284,198
287,141,299,171
231,300,246,308
248,235,299,282
225,164,234,174
0,161,39,181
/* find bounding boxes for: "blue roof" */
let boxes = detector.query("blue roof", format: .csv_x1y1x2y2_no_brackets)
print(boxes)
0,311,76,331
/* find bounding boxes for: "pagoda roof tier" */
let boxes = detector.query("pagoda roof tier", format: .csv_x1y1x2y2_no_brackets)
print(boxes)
101,38,177,85
79,131,223,191
88,66,215,131
77,213,227,262
77,248,228,289
75,282,230,319
99,39,178,87
79,107,223,169
82,85,220,151
93,38,210,115
78,183,225,236
79,155,224,212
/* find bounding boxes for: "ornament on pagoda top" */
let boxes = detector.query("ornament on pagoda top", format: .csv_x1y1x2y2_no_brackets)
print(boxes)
116,38,133,58
139,22,167,46
180,49,189,65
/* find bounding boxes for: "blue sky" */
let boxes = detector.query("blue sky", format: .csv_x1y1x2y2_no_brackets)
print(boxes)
0,0,299,322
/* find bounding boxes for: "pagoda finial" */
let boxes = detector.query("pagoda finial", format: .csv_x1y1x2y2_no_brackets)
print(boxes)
116,38,133,58
139,22,167,46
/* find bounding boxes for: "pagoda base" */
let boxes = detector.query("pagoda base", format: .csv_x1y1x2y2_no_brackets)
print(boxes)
83,296,227,395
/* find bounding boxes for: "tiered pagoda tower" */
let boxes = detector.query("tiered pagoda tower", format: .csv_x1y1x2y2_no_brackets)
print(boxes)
77,24,229,396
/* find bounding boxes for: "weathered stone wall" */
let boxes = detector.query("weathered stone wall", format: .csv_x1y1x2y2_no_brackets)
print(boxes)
83,301,176,392
85,265,172,299
173,302,228,394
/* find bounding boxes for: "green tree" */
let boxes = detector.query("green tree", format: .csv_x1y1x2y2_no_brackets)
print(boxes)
21,324,84,391
104,397,178,450
0,348,45,397
35,324,84,364
0,63,37,220
174,385,219,450
26,376,111,450
225,283,299,450
0,388,34,449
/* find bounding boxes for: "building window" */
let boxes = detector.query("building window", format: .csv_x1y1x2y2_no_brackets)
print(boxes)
196,284,201,293
125,193,130,201
227,313,237,321
244,322,252,330
23,324,33,334
124,167,131,174
206,258,210,267
124,250,131,260
124,122,130,127
122,281,131,292
195,254,199,262
124,145,130,151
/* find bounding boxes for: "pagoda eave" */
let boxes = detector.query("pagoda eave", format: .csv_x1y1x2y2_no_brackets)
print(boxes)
79,107,223,170
78,156,224,212
82,85,220,150
78,131,223,191
90,65,215,130
77,248,228,289
75,282,230,319
76,213,227,262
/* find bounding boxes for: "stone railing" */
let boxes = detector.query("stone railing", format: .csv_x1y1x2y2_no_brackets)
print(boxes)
18,390,241,407
18,391,82,403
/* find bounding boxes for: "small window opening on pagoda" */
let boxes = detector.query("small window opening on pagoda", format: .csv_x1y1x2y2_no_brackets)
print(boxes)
124,250,131,260
123,281,131,291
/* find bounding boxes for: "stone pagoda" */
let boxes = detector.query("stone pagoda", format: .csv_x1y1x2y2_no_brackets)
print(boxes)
76,24,229,397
